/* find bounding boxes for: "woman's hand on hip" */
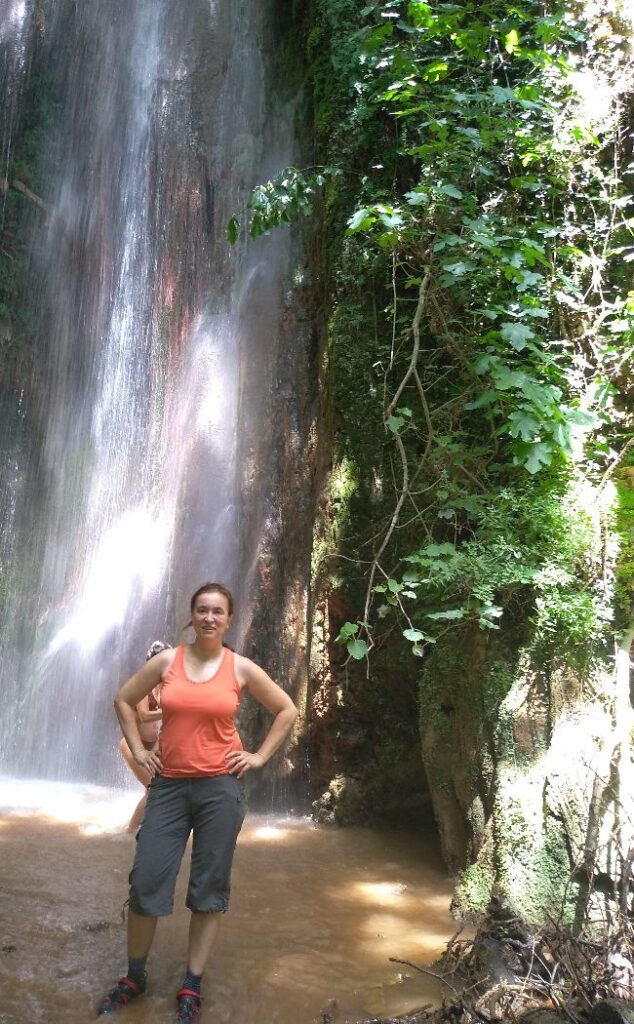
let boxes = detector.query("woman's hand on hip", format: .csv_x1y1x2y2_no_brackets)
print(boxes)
225,750,265,778
133,747,162,777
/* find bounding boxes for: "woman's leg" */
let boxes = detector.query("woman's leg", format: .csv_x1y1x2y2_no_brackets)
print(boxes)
96,912,158,1015
128,910,158,959
98,779,190,1016
174,915,221,1021
127,793,148,833
120,737,151,832
120,736,152,787
172,777,244,1019
186,912,222,975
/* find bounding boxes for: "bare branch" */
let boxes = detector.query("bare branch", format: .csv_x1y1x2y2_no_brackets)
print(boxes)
1,177,48,215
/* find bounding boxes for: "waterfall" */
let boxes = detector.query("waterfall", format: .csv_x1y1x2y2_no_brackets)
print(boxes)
0,1,31,165
0,0,308,786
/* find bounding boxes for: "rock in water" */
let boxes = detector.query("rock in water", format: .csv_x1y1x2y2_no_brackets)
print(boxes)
589,999,634,1024
520,1013,568,1023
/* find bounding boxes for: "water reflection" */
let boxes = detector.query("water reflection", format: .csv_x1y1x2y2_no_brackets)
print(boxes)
250,824,291,842
0,783,457,1023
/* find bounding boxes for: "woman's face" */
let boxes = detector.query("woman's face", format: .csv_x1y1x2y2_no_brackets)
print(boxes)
191,590,231,643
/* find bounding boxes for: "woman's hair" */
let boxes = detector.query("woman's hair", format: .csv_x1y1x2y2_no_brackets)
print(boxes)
145,640,172,661
189,582,234,617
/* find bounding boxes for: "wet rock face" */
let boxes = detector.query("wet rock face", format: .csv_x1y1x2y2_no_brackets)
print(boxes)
229,13,320,803
312,774,367,826
307,592,435,828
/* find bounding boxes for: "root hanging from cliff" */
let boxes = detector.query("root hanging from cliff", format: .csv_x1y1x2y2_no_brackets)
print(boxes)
345,912,634,1024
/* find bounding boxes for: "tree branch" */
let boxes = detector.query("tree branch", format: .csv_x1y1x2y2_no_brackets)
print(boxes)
0,177,48,215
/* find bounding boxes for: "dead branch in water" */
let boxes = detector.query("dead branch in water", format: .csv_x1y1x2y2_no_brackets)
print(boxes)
350,915,634,1024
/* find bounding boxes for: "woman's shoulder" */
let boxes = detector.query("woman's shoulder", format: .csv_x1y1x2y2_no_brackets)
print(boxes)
232,653,275,692
155,645,179,679
232,651,255,687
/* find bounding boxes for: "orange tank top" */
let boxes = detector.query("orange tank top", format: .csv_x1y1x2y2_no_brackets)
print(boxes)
159,645,243,777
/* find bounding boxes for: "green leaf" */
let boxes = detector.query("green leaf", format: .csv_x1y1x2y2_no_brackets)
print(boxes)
386,414,404,433
426,609,466,620
480,604,503,619
474,353,498,374
478,616,501,630
405,190,429,206
336,621,358,643
347,208,374,232
444,261,473,277
504,28,520,53
403,628,427,642
438,183,463,199
227,217,240,244
493,368,529,390
465,390,498,410
508,410,540,442
424,543,457,557
347,638,369,660
516,271,543,293
552,421,571,449
500,322,535,351
491,85,516,103
378,210,403,229
520,379,560,408
565,408,600,427
522,442,553,474
408,1,433,28
424,61,449,82
523,306,550,319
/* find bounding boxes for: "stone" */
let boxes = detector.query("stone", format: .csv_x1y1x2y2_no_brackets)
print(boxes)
472,936,517,986
519,1013,568,1023
589,999,634,1024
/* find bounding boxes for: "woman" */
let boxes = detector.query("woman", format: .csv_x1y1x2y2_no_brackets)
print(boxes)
97,582,298,1022
119,640,171,833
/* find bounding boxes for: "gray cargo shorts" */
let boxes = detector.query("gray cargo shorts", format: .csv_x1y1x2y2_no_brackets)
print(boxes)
129,773,246,916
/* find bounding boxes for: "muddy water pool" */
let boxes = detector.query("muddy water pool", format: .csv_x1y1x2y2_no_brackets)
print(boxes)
0,781,457,1024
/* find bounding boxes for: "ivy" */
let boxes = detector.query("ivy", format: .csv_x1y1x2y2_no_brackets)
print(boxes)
227,166,340,241
310,0,632,658
231,0,633,663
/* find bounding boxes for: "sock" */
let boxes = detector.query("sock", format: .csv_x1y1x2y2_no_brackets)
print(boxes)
127,956,148,986
181,969,201,996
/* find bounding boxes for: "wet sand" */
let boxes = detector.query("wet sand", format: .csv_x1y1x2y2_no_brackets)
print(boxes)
0,785,457,1024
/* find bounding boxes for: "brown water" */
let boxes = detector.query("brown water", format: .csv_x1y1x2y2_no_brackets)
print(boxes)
0,785,456,1024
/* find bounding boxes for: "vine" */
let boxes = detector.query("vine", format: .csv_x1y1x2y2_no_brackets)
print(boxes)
231,0,633,669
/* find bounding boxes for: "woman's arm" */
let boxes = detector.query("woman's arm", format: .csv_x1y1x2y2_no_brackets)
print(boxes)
225,657,298,778
114,650,173,777
135,691,162,724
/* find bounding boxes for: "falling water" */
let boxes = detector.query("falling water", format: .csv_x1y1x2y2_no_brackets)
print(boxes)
0,6,34,565
0,0,31,162
0,16,455,1023
0,0,306,785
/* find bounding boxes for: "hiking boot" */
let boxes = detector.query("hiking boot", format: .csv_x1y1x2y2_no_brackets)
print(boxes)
97,975,146,1015
175,988,201,1022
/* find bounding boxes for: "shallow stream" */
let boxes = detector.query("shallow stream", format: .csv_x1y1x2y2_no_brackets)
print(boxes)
0,781,457,1023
